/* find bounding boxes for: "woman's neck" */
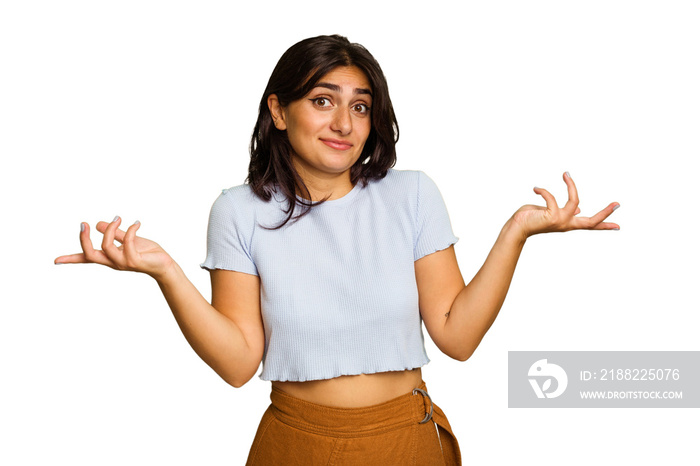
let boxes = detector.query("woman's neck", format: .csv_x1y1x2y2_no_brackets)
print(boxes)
294,167,354,202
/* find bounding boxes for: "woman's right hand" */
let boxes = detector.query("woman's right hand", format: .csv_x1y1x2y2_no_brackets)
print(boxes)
54,216,175,281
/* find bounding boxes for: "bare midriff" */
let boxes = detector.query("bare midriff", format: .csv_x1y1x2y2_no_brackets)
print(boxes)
271,368,424,408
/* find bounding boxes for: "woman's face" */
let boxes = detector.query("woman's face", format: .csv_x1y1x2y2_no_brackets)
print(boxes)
269,66,373,184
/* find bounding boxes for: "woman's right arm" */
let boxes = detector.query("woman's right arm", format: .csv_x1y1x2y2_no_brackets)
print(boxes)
55,217,264,388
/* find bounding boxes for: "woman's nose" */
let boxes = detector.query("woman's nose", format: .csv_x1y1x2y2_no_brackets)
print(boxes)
330,108,352,135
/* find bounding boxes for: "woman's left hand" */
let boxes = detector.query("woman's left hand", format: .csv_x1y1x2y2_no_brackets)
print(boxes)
511,171,620,239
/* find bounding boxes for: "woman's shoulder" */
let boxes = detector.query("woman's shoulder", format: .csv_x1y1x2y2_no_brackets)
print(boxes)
217,183,255,201
207,183,260,222
372,169,435,193
370,170,447,216
375,168,415,184
214,183,277,209
209,183,289,227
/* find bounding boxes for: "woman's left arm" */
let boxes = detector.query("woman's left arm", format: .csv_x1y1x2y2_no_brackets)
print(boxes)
416,172,619,361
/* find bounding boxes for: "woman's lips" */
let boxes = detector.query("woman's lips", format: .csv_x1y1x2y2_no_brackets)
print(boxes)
320,138,353,150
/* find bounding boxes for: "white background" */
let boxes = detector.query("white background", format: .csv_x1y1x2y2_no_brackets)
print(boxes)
1,1,698,464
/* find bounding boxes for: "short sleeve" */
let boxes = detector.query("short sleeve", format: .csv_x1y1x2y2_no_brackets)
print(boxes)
200,187,259,275
414,172,459,261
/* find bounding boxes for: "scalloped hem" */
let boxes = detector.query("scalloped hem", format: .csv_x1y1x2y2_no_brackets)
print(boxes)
259,360,431,383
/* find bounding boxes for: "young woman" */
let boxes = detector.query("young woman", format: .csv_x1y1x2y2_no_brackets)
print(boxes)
55,35,619,465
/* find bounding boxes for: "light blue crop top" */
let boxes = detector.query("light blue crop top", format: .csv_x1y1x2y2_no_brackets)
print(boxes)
200,169,459,382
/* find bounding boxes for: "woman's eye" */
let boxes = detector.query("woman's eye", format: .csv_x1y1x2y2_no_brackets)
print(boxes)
311,97,331,107
353,103,370,115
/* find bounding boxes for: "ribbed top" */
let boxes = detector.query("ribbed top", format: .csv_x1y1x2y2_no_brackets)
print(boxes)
200,169,459,382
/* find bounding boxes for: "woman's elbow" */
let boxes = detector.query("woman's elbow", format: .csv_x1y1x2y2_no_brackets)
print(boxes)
452,349,474,362
223,371,255,388
216,359,260,388
441,342,477,362
228,378,249,389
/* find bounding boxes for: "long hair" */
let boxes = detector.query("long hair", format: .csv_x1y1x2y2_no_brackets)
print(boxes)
247,35,399,228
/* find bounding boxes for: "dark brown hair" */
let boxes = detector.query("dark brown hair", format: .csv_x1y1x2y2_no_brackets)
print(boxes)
247,35,399,228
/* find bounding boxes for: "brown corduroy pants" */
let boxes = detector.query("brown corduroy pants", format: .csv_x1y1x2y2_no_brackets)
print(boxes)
246,381,461,465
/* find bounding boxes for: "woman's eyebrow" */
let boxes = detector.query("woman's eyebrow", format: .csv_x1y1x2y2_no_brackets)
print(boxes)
315,82,372,96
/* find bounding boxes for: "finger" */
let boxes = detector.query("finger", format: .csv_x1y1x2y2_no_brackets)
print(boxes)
587,202,620,226
55,252,88,264
562,171,579,213
96,220,127,244
101,216,124,264
533,187,558,211
123,220,141,266
573,203,620,229
591,222,620,230
78,222,114,266
574,207,581,216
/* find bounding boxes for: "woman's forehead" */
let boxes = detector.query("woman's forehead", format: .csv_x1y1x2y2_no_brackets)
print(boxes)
313,66,372,94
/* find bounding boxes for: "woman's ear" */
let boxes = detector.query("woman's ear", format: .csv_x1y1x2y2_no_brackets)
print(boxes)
267,94,287,130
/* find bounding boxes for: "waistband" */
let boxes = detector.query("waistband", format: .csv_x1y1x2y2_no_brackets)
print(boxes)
269,381,434,437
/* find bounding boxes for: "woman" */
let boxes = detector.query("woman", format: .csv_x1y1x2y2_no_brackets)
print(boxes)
55,35,619,465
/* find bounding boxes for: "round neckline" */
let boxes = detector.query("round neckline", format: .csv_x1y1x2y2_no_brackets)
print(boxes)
295,182,362,208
